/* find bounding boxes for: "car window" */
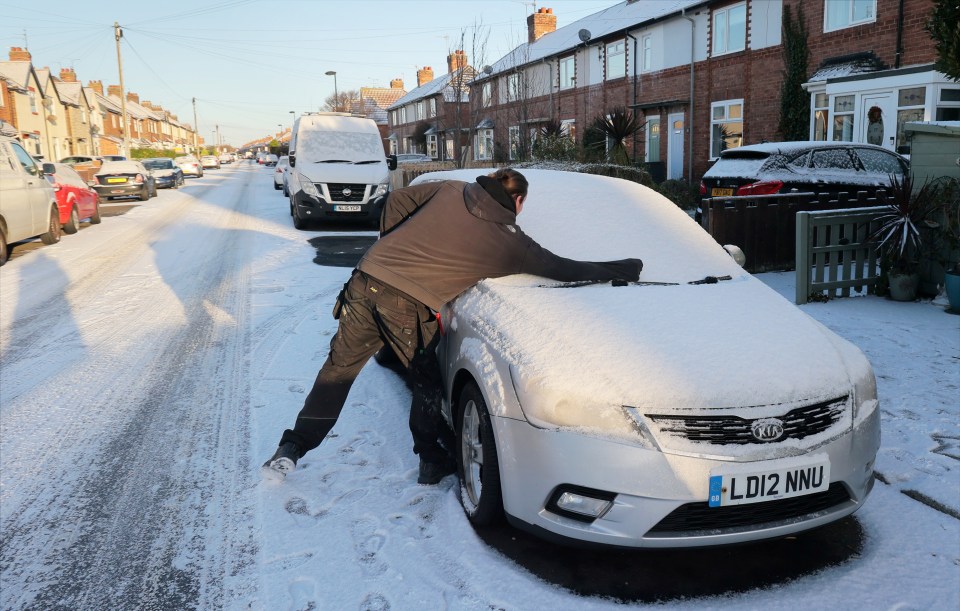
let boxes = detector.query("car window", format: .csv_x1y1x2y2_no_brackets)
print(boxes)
855,148,904,174
787,151,810,169
144,159,175,169
53,163,85,187
10,142,40,175
0,143,16,172
810,148,856,170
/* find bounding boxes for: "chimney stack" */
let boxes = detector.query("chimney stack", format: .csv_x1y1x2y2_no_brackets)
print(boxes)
527,7,557,43
417,66,434,87
107,85,122,98
447,50,467,74
126,92,140,105
88,80,104,95
59,68,78,82
9,46,31,61
390,78,404,89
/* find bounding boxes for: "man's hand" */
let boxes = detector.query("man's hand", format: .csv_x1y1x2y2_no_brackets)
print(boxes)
605,258,643,282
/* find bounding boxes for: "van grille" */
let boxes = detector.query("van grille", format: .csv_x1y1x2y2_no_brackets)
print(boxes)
647,396,847,445
326,183,367,202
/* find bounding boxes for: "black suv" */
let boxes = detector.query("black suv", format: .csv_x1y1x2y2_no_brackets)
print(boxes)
698,141,908,225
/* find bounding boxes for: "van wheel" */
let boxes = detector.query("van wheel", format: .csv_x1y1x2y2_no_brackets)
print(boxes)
40,206,62,245
292,205,308,230
90,201,102,224
0,228,8,266
456,381,504,526
63,206,81,234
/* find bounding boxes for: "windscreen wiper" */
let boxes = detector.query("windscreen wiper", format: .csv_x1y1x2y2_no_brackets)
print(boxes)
353,160,382,165
315,159,351,164
540,275,733,288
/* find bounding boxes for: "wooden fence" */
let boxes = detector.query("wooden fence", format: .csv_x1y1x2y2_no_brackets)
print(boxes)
389,161,497,190
795,207,887,304
704,190,887,273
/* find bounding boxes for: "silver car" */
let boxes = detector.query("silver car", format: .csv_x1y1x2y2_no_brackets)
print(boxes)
419,169,880,548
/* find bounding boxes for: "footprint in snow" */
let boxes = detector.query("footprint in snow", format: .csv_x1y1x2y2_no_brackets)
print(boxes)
359,593,391,611
288,383,305,393
288,577,317,611
350,517,388,577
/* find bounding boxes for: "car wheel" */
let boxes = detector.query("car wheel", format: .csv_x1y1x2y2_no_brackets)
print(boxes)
0,228,8,266
90,201,102,224
139,186,149,201
456,381,504,526
292,203,307,230
40,205,62,245
274,182,281,190
63,206,81,234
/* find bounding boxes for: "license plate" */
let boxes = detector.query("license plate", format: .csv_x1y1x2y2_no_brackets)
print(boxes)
708,459,830,507
106,177,126,184
711,187,734,197
334,205,362,212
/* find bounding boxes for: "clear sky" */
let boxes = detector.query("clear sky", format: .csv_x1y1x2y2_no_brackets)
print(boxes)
0,0,620,147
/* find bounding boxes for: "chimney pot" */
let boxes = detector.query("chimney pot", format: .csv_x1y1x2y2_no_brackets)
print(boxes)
9,46,32,62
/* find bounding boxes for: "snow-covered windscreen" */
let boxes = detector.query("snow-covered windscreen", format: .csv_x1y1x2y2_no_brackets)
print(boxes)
293,117,384,164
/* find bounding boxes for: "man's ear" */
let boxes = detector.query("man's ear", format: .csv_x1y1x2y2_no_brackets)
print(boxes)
514,194,525,213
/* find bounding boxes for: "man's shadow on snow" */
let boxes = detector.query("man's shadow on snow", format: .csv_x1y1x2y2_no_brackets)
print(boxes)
472,515,864,602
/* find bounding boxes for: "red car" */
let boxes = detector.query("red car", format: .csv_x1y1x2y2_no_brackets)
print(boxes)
47,163,102,233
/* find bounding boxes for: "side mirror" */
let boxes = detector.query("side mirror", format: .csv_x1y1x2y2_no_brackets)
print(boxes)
723,244,746,267
387,154,397,171
42,162,56,176
289,154,296,168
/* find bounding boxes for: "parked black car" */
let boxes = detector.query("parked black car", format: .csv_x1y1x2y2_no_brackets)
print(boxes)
698,141,908,225
93,160,157,201
142,158,184,189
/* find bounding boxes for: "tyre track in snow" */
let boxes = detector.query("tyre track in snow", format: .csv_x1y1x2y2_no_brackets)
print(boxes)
0,165,264,609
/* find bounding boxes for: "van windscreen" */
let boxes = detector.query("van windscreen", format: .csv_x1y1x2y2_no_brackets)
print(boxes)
296,129,383,164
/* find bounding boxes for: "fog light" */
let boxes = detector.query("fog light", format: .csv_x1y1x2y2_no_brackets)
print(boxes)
547,485,616,522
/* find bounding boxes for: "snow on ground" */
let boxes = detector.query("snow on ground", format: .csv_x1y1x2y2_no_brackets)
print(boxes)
1,163,958,609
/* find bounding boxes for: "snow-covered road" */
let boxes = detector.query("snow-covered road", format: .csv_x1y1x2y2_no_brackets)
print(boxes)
1,163,957,610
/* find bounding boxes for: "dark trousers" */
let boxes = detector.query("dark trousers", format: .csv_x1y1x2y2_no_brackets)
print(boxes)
280,271,453,464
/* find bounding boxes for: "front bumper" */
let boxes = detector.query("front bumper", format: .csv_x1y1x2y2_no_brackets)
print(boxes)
155,174,178,188
293,188,386,223
93,183,144,198
494,407,880,548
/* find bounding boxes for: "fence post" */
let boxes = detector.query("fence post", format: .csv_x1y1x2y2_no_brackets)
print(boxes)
796,211,811,305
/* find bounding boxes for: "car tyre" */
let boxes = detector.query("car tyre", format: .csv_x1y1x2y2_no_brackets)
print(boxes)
274,182,281,191
456,381,504,526
292,203,308,230
90,201,102,224
63,206,81,234
40,206,62,245
0,228,8,266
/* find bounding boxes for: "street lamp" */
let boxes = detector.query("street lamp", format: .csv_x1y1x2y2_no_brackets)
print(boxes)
325,70,338,112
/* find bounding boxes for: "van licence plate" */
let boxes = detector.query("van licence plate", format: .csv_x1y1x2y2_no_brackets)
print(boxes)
711,187,734,197
334,205,362,212
708,459,830,507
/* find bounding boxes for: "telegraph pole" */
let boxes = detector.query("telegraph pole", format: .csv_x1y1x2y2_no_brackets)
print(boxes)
114,22,130,158
192,97,199,154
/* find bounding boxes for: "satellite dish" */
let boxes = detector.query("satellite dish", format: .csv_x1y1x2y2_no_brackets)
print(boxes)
482,65,493,75
578,29,591,43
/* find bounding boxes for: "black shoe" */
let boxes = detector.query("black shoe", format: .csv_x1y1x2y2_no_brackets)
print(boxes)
417,457,456,485
261,442,301,480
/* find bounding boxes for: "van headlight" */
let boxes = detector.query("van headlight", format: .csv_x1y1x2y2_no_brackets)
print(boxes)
852,367,878,425
373,182,389,198
511,367,655,449
300,178,320,197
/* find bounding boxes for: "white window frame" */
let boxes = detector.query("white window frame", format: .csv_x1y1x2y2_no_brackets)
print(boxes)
606,40,626,80
559,56,575,90
474,128,494,160
426,134,437,158
428,98,436,118
812,92,829,141
831,95,855,142
506,73,521,102
508,125,520,160
29,90,38,113
936,86,960,121
641,35,652,72
709,99,744,159
823,0,877,32
712,2,747,56
481,82,492,108
560,118,576,141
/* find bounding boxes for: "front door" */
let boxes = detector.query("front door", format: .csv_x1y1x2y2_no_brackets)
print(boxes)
861,93,895,150
667,113,684,180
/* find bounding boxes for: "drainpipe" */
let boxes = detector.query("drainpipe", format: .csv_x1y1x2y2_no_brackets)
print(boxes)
682,7,695,184
625,31,638,164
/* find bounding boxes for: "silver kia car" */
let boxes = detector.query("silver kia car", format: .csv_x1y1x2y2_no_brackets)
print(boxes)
416,169,880,548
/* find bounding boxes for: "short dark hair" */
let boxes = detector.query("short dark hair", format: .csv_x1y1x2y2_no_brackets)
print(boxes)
487,168,528,200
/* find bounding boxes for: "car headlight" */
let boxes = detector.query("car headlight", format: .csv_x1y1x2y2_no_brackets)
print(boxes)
300,178,320,197
373,182,389,198
852,367,878,425
510,367,655,449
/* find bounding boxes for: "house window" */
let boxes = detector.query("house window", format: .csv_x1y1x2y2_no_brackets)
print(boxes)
559,56,575,89
896,87,926,151
645,115,660,162
561,119,576,141
445,135,455,160
641,35,652,72
710,99,743,158
426,134,437,158
813,93,829,141
509,125,520,160
482,82,492,108
428,98,436,118
606,40,625,80
475,128,494,160
832,95,855,141
29,90,37,113
935,87,960,121
824,0,876,32
506,73,521,102
713,2,747,55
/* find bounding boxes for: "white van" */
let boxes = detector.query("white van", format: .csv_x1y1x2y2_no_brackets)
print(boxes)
288,112,396,228
0,136,61,265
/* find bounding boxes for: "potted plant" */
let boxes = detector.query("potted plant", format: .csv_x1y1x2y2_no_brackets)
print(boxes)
870,174,948,301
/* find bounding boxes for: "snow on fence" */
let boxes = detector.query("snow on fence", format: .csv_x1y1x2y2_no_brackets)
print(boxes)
795,206,887,304
389,160,497,190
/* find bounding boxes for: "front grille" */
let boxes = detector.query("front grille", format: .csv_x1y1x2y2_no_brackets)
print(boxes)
648,482,851,534
647,396,847,445
326,183,366,202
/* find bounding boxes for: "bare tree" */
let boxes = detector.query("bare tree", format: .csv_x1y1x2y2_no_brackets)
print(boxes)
446,20,489,168
322,89,360,113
